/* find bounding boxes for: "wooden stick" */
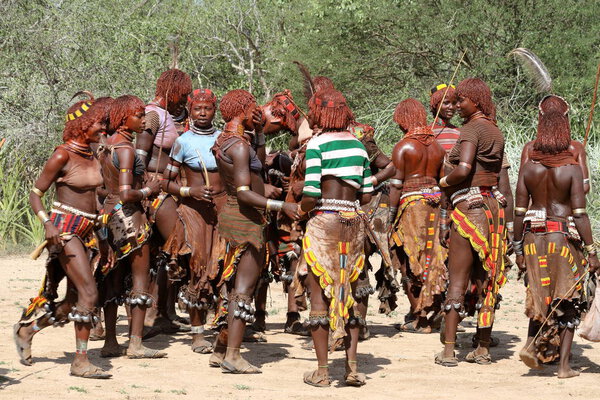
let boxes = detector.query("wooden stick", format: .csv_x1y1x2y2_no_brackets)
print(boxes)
526,270,589,351
0,138,5,150
30,240,48,260
194,149,211,186
583,61,600,147
430,49,467,130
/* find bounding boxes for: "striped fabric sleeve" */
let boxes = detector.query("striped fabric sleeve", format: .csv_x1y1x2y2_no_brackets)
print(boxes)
358,155,374,193
303,143,322,197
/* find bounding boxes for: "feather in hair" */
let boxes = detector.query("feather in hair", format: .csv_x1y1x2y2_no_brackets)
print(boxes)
508,48,552,93
293,61,315,103
168,35,180,69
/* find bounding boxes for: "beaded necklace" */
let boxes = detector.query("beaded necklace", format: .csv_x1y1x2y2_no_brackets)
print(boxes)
64,140,93,158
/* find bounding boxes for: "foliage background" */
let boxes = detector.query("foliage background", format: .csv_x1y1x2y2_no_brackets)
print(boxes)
0,0,599,249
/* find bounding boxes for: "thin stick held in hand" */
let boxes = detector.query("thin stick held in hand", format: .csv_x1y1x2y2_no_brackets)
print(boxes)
583,61,600,147
430,50,467,130
195,149,211,186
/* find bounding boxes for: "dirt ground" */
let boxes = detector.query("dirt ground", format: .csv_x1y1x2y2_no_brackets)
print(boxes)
1,255,599,400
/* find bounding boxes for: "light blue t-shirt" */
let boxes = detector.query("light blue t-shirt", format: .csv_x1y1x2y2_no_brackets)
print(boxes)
170,129,221,171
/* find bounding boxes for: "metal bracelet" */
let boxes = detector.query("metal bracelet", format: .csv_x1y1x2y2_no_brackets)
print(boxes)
514,206,528,215
584,243,597,255
440,208,448,220
506,221,514,232
135,149,148,157
513,239,524,255
583,178,590,185
458,161,472,169
236,185,250,192
31,187,45,197
119,184,132,191
37,210,51,224
572,208,587,216
140,187,151,199
439,176,449,188
179,186,191,198
166,163,179,174
266,199,284,212
440,224,449,230
389,179,403,186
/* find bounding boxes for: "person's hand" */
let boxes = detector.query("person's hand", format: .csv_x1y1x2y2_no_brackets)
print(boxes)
281,176,290,192
98,241,115,272
190,185,214,202
44,223,61,247
439,225,450,248
264,183,282,199
588,253,600,274
282,202,300,221
146,177,161,195
252,108,263,134
516,254,526,280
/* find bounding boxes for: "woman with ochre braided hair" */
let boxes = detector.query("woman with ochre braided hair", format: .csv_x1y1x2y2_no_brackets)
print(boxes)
430,83,460,154
210,89,299,374
514,95,599,378
14,93,111,378
97,95,165,359
436,78,509,366
162,88,224,354
299,88,372,387
388,99,447,334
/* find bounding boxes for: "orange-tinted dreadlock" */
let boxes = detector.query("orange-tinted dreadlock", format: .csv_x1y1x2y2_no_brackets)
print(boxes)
219,89,256,122
188,88,218,108
308,89,354,131
63,92,108,142
109,95,145,133
394,98,428,131
430,86,456,115
155,69,193,104
533,95,571,154
313,76,335,93
268,90,300,132
456,78,496,121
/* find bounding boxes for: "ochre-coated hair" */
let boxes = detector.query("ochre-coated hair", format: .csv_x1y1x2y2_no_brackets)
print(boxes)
533,95,571,153
394,98,428,131
308,89,354,131
456,78,496,120
430,86,456,115
188,88,217,108
267,90,300,132
155,69,193,104
219,89,256,122
313,76,335,93
109,95,145,133
62,93,108,142
93,97,115,134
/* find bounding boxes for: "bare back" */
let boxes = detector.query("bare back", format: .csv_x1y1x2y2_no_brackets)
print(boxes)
392,138,445,180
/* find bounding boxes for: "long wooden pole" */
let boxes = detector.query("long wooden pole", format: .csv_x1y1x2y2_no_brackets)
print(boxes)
583,61,600,146
430,49,467,130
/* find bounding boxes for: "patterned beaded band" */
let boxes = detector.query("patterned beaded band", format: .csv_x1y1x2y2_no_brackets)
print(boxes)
65,101,92,122
266,199,283,212
236,186,250,192
31,187,45,197
179,187,191,198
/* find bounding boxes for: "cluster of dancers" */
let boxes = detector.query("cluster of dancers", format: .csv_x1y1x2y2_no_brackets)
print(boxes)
12,66,599,386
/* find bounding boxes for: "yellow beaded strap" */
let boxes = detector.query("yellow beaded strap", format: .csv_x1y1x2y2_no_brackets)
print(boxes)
66,101,92,122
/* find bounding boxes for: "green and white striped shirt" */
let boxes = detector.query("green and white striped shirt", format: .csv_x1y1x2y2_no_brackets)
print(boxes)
303,131,373,197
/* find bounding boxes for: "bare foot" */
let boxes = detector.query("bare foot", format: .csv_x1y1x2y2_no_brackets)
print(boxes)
558,368,580,379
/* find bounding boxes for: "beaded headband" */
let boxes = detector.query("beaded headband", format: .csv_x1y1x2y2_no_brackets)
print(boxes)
188,88,217,104
65,101,93,122
430,83,455,95
314,97,345,108
275,93,300,120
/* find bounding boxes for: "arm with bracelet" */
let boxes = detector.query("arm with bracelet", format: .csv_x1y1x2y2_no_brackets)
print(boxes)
163,140,213,202
569,168,600,273
115,146,157,203
30,147,70,247
229,141,299,219
438,141,476,188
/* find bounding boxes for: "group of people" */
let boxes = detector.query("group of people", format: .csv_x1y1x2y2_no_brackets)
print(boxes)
12,66,599,386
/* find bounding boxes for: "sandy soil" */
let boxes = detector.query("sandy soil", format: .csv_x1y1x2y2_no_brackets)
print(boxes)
1,254,599,400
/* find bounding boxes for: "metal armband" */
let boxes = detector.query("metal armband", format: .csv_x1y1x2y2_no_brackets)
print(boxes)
179,186,191,198
31,187,45,197
236,185,250,192
572,208,587,216
37,210,51,224
266,199,284,212
514,206,528,216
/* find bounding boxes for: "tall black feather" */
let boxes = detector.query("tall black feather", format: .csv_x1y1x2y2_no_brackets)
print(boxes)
293,61,315,103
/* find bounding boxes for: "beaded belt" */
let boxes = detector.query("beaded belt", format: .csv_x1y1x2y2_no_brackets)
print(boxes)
52,202,99,221
449,186,503,208
400,186,441,201
313,198,360,212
